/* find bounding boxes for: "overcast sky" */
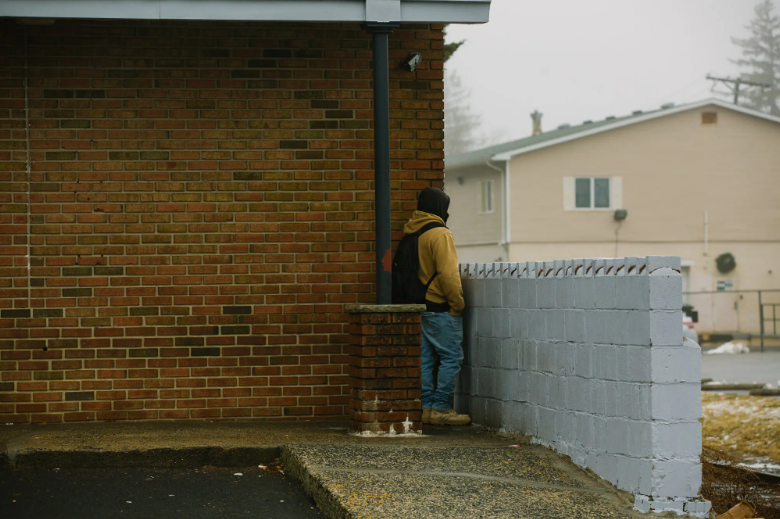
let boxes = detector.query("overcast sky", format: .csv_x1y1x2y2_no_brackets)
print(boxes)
446,0,771,144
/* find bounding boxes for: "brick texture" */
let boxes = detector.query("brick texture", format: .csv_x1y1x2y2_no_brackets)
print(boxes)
348,310,422,434
0,19,444,423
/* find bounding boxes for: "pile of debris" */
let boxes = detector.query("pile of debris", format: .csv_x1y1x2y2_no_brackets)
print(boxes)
701,448,780,519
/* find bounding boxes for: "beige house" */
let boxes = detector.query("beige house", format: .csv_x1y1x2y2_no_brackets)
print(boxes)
445,99,780,338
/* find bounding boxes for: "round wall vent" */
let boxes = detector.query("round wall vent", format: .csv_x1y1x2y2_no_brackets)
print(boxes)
716,252,736,274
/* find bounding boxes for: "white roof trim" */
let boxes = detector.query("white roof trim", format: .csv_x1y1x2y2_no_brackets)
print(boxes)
1,0,491,23
491,98,780,162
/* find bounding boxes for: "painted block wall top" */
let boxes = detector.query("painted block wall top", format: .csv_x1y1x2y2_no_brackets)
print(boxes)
1,0,491,23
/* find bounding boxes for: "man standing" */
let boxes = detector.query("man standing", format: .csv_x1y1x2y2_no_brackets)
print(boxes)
403,187,471,426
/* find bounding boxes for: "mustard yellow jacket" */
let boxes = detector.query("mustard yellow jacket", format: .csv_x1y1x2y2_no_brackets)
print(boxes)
402,210,465,316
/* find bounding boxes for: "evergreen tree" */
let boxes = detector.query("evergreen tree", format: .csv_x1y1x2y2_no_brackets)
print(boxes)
442,27,483,156
443,27,465,64
731,0,780,115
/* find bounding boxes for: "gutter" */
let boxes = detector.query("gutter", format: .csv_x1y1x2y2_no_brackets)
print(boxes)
0,0,492,23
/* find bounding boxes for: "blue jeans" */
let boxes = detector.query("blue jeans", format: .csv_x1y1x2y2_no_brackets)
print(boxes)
421,312,464,412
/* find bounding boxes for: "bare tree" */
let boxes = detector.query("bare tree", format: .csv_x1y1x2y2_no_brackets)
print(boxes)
732,0,780,115
444,68,484,157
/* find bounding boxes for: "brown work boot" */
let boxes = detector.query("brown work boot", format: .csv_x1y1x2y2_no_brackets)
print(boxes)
422,408,431,424
430,409,471,426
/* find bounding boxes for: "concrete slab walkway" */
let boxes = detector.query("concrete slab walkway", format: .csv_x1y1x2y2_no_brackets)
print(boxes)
0,421,651,518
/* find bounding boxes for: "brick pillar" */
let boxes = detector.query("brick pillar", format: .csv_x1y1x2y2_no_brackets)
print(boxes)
345,304,426,435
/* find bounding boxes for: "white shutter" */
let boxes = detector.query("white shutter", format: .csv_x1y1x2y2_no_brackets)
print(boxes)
611,176,623,209
563,176,575,211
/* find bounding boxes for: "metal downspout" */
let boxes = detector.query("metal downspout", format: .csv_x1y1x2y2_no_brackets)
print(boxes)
485,159,510,261
366,23,398,304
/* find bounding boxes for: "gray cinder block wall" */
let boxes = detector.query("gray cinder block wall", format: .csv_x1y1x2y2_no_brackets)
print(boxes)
455,257,709,517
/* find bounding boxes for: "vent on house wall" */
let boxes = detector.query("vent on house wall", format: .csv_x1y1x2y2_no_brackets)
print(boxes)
702,111,718,125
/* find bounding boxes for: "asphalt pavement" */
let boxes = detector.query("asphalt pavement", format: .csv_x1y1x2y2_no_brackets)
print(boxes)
0,466,322,519
701,350,780,385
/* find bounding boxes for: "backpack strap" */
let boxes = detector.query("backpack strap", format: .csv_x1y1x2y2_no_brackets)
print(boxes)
415,221,446,289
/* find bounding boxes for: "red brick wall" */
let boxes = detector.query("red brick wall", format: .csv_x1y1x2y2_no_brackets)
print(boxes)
0,19,444,423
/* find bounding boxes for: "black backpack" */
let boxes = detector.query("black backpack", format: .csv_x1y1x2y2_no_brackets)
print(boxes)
391,222,445,304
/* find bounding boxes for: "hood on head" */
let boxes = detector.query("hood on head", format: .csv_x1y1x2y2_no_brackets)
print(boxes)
417,187,450,223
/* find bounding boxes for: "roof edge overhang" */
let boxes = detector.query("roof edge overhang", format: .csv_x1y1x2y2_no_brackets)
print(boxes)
1,0,491,24
490,98,780,163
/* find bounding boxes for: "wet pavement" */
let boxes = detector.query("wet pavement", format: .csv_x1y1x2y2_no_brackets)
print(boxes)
0,466,322,519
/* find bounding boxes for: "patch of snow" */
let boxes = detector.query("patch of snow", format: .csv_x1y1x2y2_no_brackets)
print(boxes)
705,342,750,355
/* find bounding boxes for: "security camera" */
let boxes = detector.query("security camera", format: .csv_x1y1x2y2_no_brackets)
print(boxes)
402,52,423,72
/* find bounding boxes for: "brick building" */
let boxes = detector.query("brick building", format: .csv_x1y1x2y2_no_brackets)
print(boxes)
0,1,492,423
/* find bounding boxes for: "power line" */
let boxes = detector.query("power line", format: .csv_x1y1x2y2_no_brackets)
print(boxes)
706,75,772,105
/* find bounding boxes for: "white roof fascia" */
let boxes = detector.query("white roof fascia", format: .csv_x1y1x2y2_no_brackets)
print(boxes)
1,0,491,23
491,98,780,162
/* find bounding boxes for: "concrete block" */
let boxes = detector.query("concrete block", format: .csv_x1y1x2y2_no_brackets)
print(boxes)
626,311,651,346
523,340,538,371
537,278,555,309
616,455,640,493
565,309,586,343
538,406,556,441
604,309,630,345
504,400,525,431
510,308,527,339
594,276,617,309
593,416,608,452
593,344,618,381
607,418,631,455
477,307,492,338
485,278,502,308
556,342,575,376
652,421,702,459
506,370,523,402
651,459,702,499
574,344,593,379
481,337,494,368
486,398,504,429
604,381,618,417
502,277,520,309
528,310,546,340
471,277,485,307
575,412,594,449
651,383,702,420
518,278,535,309
590,379,606,416
650,310,683,346
459,366,474,395
617,274,649,311
492,308,510,339
538,341,555,373
649,269,683,310
646,255,682,273
471,396,487,425
634,496,710,518
501,338,520,370
628,420,653,458
584,311,605,344
545,309,565,341
651,344,701,384
574,277,595,309
617,345,651,383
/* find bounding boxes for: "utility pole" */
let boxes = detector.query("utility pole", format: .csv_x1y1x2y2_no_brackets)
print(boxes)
706,75,771,105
